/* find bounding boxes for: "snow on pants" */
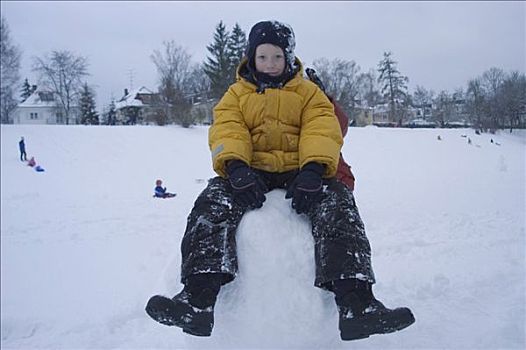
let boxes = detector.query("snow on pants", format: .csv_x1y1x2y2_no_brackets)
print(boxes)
180,172,376,290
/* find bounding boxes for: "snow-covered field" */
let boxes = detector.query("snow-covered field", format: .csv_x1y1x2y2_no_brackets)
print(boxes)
1,124,525,349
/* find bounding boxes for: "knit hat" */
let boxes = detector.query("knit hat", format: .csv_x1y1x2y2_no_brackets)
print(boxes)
246,20,296,73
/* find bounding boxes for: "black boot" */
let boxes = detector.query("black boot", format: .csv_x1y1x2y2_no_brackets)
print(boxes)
333,279,415,341
145,273,222,337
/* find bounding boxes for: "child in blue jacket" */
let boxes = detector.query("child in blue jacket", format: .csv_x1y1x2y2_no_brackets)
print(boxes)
154,179,176,198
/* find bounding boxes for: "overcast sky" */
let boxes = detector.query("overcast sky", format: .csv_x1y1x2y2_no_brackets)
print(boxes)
2,1,525,110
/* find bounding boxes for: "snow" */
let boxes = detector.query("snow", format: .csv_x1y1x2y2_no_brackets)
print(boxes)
18,90,61,108
114,86,154,109
1,124,525,349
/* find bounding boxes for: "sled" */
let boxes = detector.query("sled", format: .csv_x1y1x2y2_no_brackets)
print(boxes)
153,193,177,199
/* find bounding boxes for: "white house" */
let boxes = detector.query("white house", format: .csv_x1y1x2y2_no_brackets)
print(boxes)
114,86,217,125
14,89,79,125
114,87,161,125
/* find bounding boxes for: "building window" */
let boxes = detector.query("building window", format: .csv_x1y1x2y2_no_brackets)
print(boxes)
29,112,39,119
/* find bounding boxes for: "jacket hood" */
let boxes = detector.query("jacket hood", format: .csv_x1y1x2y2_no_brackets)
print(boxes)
246,20,296,75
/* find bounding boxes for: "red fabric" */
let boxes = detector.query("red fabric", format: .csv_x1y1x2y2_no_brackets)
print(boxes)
336,154,355,191
331,98,355,191
332,99,349,137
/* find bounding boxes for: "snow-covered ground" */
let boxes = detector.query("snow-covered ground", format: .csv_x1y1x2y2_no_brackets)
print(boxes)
1,124,525,349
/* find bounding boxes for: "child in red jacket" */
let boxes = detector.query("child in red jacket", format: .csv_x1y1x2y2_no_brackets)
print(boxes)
306,68,355,191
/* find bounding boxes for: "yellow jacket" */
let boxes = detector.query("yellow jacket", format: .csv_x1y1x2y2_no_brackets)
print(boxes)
209,59,343,178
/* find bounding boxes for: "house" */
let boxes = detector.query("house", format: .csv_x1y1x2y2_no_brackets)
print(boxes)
13,88,79,125
352,106,374,127
115,87,162,125
371,103,394,127
190,97,218,125
414,103,433,120
371,101,419,127
115,87,219,126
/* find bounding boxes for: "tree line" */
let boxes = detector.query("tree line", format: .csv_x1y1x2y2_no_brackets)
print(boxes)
1,16,525,131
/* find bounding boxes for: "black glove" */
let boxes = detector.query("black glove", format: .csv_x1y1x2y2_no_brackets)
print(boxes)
285,162,325,214
226,160,268,209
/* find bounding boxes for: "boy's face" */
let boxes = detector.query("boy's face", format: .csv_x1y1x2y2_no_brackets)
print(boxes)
254,44,286,76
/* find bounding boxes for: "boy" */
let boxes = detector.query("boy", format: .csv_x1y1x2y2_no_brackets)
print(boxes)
146,20,414,341
154,179,176,198
19,137,27,161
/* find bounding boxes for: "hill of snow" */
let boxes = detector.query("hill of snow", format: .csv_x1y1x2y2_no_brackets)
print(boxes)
1,124,525,349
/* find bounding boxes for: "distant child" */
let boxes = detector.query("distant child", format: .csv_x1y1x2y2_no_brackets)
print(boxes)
26,157,45,172
27,157,45,172
19,137,27,161
154,179,176,198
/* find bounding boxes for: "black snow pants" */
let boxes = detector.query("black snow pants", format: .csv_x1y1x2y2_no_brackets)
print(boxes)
180,170,376,290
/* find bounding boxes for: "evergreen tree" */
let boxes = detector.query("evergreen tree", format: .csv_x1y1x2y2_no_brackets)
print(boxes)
227,23,247,82
203,21,232,99
377,51,408,125
79,82,99,125
20,78,32,102
105,99,117,125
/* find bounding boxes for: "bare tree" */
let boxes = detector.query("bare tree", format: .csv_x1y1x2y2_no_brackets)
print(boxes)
500,71,526,132
465,77,486,131
357,68,382,108
481,67,506,130
412,85,434,120
312,57,362,118
152,40,192,92
187,63,211,100
0,16,22,123
151,40,195,126
465,68,525,132
433,90,455,127
32,50,89,124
